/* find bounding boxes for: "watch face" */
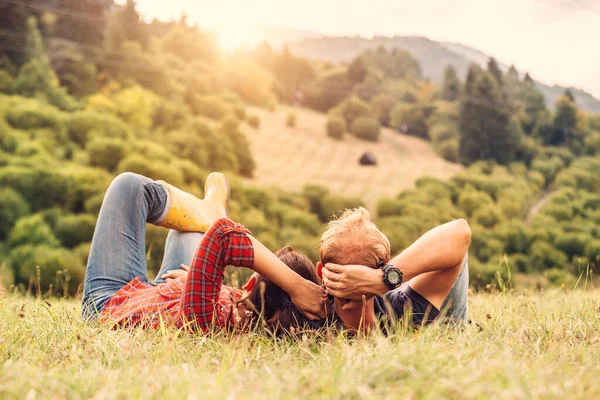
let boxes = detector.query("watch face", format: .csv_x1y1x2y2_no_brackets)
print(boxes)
388,270,400,284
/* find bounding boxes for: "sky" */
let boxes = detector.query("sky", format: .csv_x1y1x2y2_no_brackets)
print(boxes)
130,0,600,97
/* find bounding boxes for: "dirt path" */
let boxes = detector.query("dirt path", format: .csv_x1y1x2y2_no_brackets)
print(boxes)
525,190,553,226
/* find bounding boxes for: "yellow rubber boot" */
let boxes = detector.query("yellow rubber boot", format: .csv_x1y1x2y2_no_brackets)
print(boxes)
157,173,230,232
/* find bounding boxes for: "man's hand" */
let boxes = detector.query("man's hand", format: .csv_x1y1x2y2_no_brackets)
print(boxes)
161,264,189,281
322,263,387,300
289,280,328,320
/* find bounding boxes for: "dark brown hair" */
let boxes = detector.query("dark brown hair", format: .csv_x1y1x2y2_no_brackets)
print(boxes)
246,246,320,335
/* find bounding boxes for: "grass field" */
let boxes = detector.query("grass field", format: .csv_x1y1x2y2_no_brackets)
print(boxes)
1,289,598,399
244,107,462,210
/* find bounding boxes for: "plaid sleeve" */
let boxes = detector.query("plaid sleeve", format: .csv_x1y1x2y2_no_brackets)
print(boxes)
179,217,254,331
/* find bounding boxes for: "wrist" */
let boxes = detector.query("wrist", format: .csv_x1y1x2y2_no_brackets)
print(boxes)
366,268,388,294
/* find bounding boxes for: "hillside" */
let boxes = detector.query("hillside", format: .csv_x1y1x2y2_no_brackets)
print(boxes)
244,107,463,210
285,35,600,112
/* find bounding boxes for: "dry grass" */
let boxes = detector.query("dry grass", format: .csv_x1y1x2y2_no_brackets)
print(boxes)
243,107,462,211
0,289,598,399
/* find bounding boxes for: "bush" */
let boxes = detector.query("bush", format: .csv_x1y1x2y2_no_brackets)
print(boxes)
457,188,494,217
10,245,84,295
8,214,60,248
326,115,346,139
330,96,370,127
194,95,230,120
554,232,589,258
320,194,365,221
0,70,14,93
86,137,128,172
286,112,297,127
68,111,131,147
0,166,70,211
54,214,97,248
0,188,30,240
5,100,65,131
350,116,381,142
472,204,503,228
584,240,600,264
436,139,459,163
247,114,260,129
303,184,329,219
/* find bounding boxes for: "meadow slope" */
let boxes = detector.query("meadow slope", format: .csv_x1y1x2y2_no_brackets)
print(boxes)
0,290,598,399
244,107,462,210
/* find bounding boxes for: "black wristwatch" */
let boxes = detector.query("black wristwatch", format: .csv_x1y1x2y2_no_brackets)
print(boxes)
379,263,403,290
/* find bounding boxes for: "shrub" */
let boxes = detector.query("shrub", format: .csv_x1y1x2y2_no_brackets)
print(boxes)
54,214,96,248
584,240,600,264
303,184,329,219
529,240,569,270
68,111,131,147
10,245,84,295
286,111,297,127
0,166,70,211
8,214,60,248
326,115,346,139
472,204,503,228
554,232,589,258
457,188,494,217
0,70,14,94
330,96,370,126
350,116,381,142
320,194,365,221
436,139,459,163
194,95,230,120
86,137,128,172
5,100,65,131
0,188,30,240
247,114,260,129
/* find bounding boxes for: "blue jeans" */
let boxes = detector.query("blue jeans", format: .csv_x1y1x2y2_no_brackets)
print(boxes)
81,173,204,319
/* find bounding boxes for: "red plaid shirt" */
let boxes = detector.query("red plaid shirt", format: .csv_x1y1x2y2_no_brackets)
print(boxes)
100,218,254,332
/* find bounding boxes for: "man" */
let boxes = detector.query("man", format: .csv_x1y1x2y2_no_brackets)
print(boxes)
316,207,471,332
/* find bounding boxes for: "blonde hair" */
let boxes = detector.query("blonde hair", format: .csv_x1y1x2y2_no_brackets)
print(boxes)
320,207,391,268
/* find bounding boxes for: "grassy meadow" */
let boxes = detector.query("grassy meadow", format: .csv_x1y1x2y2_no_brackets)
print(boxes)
1,288,598,399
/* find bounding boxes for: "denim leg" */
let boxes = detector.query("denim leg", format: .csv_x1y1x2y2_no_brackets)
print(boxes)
440,253,469,322
82,172,170,319
152,230,204,284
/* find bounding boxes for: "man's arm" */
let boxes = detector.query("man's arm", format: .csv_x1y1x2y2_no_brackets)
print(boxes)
322,219,471,299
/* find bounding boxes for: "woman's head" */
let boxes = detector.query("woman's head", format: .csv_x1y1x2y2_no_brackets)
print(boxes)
245,246,320,335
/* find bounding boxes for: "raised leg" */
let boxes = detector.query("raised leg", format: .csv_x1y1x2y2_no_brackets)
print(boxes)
439,254,469,321
152,230,204,284
82,172,170,319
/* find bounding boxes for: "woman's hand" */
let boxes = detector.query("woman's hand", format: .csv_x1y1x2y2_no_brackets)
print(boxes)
290,280,328,320
161,264,189,281
322,263,387,300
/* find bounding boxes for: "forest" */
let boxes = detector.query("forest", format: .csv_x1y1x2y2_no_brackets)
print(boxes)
0,0,598,295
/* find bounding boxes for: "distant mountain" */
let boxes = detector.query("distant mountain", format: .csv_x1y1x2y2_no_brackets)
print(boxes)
282,35,600,113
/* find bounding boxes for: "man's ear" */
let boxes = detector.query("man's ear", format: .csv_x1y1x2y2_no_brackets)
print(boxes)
316,261,323,279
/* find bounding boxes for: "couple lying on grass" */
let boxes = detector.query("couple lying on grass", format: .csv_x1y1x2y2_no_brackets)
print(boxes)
82,172,471,334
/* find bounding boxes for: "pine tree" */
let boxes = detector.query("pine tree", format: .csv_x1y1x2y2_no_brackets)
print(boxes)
458,71,520,165
440,65,461,101
523,72,534,85
564,88,575,102
487,58,503,88
463,63,482,96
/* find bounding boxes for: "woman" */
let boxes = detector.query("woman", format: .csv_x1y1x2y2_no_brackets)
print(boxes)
82,172,326,333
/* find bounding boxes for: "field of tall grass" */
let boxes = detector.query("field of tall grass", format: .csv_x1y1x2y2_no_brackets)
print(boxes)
0,287,598,399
